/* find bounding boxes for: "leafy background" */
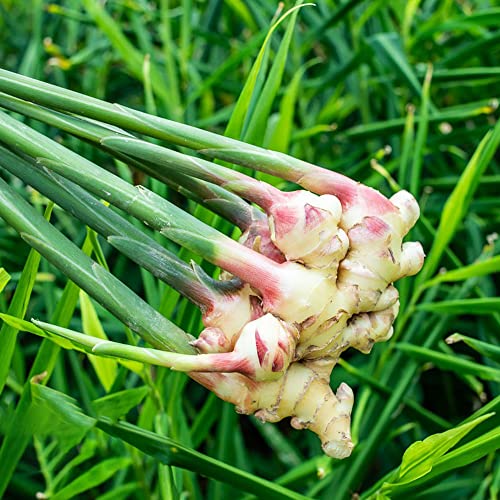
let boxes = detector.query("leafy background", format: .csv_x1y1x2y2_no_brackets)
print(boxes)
0,0,499,499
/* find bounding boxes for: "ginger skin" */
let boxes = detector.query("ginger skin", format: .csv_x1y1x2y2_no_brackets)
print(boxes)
182,185,424,458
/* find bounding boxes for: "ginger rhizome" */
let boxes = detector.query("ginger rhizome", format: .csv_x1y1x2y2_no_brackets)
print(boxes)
0,83,425,459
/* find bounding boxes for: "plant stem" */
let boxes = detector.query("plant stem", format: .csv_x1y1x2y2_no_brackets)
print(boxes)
0,109,286,304
0,69,394,213
0,144,234,309
0,176,194,354
0,92,280,212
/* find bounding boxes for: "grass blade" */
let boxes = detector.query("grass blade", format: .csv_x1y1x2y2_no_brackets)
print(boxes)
446,333,500,363
416,119,500,286
422,255,500,288
396,343,500,381
97,419,309,500
0,205,52,394
417,298,500,315
0,267,10,293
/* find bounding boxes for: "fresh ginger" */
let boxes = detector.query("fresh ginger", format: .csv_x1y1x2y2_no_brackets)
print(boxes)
191,362,354,458
0,79,425,459
183,184,423,458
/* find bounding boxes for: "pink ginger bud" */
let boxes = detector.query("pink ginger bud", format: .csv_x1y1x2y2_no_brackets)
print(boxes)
193,284,262,353
166,314,297,382
268,191,349,269
230,313,299,381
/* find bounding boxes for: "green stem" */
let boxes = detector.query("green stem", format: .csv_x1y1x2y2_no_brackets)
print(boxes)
0,145,234,309
33,319,248,375
156,171,263,230
0,69,382,209
0,109,284,300
0,92,278,212
0,176,193,354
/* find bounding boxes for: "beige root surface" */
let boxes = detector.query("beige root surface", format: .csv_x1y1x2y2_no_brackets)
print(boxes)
185,187,424,458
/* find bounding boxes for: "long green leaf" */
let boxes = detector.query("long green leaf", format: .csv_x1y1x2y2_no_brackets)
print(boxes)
92,386,150,421
96,419,309,500
382,413,493,489
446,333,500,363
0,204,52,394
396,343,500,381
52,457,132,500
416,119,500,286
243,3,301,145
224,3,311,140
417,298,500,315
30,383,95,453
79,291,118,392
390,427,500,496
0,267,10,293
423,255,500,288
80,0,173,114
26,381,309,499
0,229,92,497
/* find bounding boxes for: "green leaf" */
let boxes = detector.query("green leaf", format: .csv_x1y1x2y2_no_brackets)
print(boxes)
427,426,500,482
417,298,500,315
224,0,257,31
0,233,92,498
338,359,451,431
96,419,309,500
446,333,500,363
416,119,500,286
266,64,307,153
387,413,493,487
31,319,191,369
51,439,98,492
224,3,311,140
341,101,496,140
92,386,150,421
370,33,434,112
243,3,302,146
0,267,10,293
80,291,118,392
0,204,52,394
95,483,140,500
414,8,500,43
423,255,500,288
0,314,144,374
388,425,500,496
51,457,131,500
28,383,130,500
304,0,366,44
429,67,500,83
16,381,309,499
410,64,433,196
0,313,79,350
80,0,172,115
30,383,95,454
396,343,500,381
